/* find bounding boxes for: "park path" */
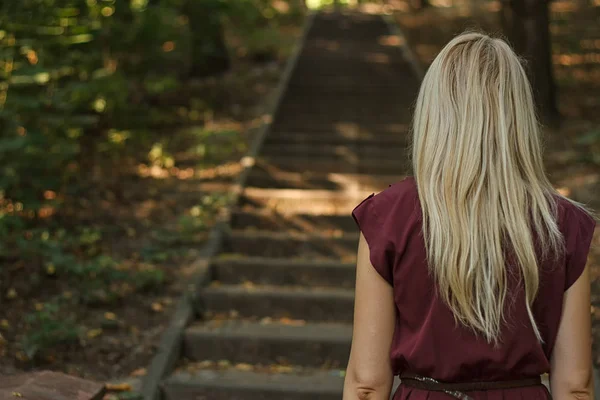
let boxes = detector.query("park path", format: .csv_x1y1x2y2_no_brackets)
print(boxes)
160,10,420,399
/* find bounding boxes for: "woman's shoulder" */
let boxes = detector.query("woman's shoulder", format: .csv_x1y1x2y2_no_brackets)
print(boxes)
553,194,596,231
366,175,420,217
376,175,417,197
379,175,418,201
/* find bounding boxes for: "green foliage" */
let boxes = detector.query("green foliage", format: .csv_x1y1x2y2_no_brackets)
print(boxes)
22,300,81,360
0,0,302,366
0,2,302,364
577,127,600,165
134,267,166,291
185,128,246,167
0,0,302,213
224,0,305,59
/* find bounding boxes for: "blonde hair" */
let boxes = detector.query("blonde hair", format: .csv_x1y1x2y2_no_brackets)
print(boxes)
411,32,565,345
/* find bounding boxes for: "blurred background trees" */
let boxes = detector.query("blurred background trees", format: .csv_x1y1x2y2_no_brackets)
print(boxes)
0,0,304,234
0,0,305,366
500,0,558,120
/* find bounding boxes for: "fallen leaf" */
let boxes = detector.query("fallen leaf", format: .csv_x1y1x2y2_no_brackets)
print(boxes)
151,302,163,312
196,360,214,369
104,312,117,321
130,368,147,377
105,383,132,392
234,363,253,371
87,328,103,339
46,263,56,275
6,288,17,300
279,317,306,326
270,365,294,373
11,392,22,397
0,319,9,329
44,354,56,363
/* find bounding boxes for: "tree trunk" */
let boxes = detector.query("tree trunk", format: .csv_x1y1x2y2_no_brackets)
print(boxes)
182,0,230,78
500,0,526,54
501,0,558,122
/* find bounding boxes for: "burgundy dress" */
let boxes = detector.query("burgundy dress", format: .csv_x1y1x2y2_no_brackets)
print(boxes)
351,176,596,400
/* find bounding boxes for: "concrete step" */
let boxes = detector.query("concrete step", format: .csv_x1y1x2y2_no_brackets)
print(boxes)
239,187,376,216
264,131,409,146
162,367,344,400
260,143,407,160
183,319,352,367
271,111,412,125
280,83,416,96
245,168,403,191
230,207,358,232
299,39,406,57
242,187,375,202
275,91,410,106
258,155,407,175
200,284,355,322
212,256,355,287
224,229,358,260
308,13,391,39
276,97,412,113
269,121,408,135
271,112,412,126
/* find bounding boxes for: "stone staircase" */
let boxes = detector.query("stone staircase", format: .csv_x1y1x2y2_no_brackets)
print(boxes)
159,10,419,399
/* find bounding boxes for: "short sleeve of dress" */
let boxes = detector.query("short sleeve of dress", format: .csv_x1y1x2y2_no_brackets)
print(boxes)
565,206,596,291
351,192,394,286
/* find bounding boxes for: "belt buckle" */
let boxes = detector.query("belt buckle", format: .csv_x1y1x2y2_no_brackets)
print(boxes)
445,390,474,400
411,376,474,400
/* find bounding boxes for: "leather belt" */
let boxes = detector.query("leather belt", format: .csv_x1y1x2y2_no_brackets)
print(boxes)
400,372,548,400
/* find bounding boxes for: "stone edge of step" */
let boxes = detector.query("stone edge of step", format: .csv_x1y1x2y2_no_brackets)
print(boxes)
162,368,344,395
185,319,352,342
202,283,355,298
140,11,320,400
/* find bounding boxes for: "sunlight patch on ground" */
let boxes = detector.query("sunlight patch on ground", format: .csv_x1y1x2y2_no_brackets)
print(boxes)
378,34,405,47
136,162,243,181
550,1,579,13
430,0,454,8
365,52,391,64
554,53,600,66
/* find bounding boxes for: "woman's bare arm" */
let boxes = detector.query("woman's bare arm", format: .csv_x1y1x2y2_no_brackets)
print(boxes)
343,232,396,400
550,263,594,400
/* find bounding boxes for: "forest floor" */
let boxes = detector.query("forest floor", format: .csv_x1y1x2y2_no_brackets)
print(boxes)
0,17,305,385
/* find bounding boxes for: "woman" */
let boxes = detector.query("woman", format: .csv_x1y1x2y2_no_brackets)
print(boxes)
343,32,597,400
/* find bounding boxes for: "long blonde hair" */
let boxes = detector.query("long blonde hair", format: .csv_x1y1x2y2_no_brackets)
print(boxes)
412,32,564,345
